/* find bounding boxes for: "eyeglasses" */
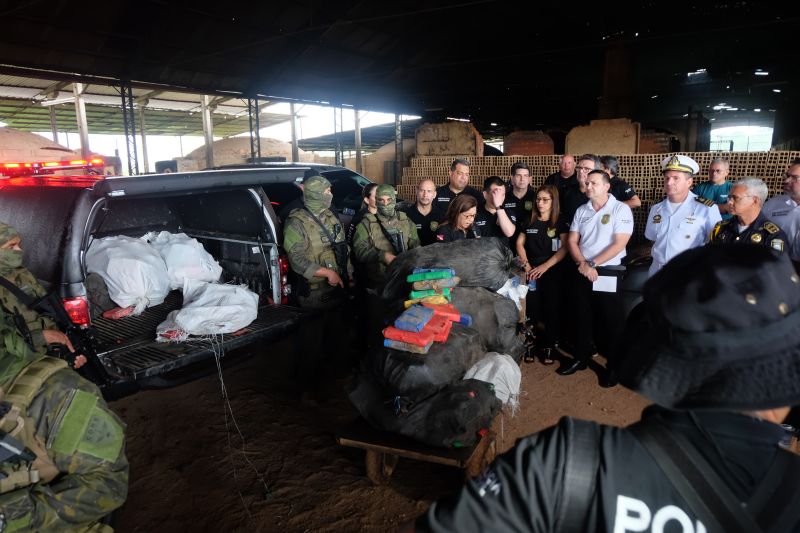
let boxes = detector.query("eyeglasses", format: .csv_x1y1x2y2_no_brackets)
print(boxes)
576,166,594,171
536,197,552,202
727,194,754,202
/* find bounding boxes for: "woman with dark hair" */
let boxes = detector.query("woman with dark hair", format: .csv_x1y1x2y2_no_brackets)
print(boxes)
346,182,379,244
435,195,478,242
515,185,569,364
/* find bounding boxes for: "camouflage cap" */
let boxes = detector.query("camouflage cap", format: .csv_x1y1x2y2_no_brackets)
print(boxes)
376,184,397,200
303,175,331,193
0,221,19,246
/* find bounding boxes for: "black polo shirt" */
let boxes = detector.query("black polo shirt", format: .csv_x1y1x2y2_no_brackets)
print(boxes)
609,176,638,202
544,172,577,196
418,406,799,532
503,187,536,228
522,216,570,264
399,203,445,246
435,184,484,212
435,223,478,242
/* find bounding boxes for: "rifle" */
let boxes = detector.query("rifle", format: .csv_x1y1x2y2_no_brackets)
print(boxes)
0,277,106,382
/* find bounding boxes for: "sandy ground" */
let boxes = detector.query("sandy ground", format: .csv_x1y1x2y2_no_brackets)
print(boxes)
110,340,650,533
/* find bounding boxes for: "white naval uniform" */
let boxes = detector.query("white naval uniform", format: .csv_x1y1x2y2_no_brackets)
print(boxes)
645,191,721,276
763,194,800,260
570,195,634,266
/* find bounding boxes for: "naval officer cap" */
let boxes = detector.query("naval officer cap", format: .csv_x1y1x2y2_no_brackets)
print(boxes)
661,154,700,175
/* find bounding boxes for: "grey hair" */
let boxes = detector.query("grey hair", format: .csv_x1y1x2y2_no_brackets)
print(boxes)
710,156,729,168
736,177,768,204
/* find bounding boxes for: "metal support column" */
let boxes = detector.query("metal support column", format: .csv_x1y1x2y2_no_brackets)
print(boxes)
354,109,363,174
119,82,139,175
290,103,299,163
394,114,403,186
334,107,343,167
247,96,261,163
49,107,59,145
201,95,215,169
138,106,149,173
73,82,91,159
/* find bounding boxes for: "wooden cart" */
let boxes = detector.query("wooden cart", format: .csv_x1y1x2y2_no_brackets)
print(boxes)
336,418,497,485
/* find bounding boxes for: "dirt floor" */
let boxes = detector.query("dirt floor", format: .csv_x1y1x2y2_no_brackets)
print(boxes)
110,339,650,533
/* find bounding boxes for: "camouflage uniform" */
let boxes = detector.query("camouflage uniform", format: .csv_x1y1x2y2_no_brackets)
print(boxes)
352,185,420,290
283,176,355,394
0,222,57,355
0,304,128,532
283,208,352,311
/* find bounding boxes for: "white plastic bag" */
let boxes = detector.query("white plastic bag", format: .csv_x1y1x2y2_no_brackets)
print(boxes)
145,231,222,289
156,279,259,342
85,235,171,315
496,277,529,311
464,352,521,413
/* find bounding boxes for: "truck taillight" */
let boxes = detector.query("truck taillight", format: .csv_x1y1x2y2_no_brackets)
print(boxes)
62,296,91,327
278,255,290,304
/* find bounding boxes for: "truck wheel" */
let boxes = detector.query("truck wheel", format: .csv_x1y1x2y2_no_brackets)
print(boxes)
365,450,398,485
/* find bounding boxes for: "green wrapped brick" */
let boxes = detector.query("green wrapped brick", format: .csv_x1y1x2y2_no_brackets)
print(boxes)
409,287,451,300
406,270,454,282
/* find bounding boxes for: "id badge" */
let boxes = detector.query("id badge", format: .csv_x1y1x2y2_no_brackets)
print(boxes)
552,239,560,252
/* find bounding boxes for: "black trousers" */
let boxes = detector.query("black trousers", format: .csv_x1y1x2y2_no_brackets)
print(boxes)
525,264,563,348
571,268,625,369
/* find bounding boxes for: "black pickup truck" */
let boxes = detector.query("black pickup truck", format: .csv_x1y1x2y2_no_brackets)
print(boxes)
0,165,366,397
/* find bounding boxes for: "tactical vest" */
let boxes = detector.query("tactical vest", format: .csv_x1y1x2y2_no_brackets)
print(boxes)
360,212,412,285
291,209,347,289
0,357,67,493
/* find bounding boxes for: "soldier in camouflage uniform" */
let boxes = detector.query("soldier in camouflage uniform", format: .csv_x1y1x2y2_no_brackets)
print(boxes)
352,184,420,348
283,175,354,401
0,222,85,368
352,184,420,290
0,302,128,532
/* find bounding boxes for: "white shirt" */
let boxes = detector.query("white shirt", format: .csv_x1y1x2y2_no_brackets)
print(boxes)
763,194,800,260
570,195,633,266
645,191,721,276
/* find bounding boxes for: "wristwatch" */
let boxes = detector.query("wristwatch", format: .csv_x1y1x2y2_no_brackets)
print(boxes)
586,259,597,269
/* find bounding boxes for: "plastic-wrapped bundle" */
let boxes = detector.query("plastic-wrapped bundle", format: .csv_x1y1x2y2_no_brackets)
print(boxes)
367,323,486,399
382,238,514,302
145,231,222,289
464,352,522,412
156,279,258,341
85,235,171,315
451,287,525,359
348,376,501,448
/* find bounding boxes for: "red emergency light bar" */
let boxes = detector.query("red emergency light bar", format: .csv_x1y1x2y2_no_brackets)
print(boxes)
0,157,104,177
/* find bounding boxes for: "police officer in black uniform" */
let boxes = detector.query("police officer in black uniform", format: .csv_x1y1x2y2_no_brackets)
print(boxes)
399,179,444,246
515,185,569,364
709,177,788,252
406,244,800,533
504,162,536,232
473,176,516,246
435,158,483,211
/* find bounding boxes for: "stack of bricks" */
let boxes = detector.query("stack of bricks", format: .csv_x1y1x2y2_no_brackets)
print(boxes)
396,151,800,243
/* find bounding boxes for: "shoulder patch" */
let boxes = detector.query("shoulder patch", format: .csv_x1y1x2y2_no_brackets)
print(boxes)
695,197,715,207
52,390,124,462
764,222,780,234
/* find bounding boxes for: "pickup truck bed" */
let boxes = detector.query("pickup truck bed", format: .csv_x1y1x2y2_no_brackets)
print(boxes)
94,291,309,380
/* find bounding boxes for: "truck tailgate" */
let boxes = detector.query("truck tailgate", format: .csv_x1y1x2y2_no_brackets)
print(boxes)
93,292,311,380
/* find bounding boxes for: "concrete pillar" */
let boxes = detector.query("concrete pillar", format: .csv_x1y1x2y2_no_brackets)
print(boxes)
290,102,299,163
138,106,149,173
394,114,402,186
49,106,59,145
201,95,214,169
73,83,90,158
354,109,363,174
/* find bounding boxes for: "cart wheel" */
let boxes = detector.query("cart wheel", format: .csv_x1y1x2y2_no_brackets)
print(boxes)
365,450,399,485
464,434,496,480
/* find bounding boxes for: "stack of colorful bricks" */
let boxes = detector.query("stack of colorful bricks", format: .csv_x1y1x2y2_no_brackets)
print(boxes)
382,268,473,354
